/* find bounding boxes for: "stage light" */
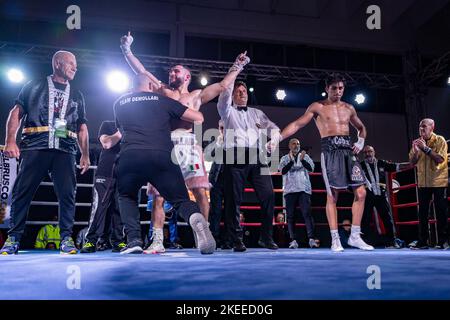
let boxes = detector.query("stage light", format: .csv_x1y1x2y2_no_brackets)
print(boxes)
106,71,129,93
276,89,286,101
354,93,366,104
200,76,208,86
249,87,254,92
7,68,25,83
447,76,450,85
321,92,326,97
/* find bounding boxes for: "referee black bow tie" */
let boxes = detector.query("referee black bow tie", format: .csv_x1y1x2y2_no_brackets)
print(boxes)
236,106,247,111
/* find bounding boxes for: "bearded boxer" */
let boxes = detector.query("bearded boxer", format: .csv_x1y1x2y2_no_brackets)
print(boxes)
115,74,215,254
120,32,249,253
274,73,374,252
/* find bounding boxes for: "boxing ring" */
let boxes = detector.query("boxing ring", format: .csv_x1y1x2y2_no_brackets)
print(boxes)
1,163,450,300
18,167,438,243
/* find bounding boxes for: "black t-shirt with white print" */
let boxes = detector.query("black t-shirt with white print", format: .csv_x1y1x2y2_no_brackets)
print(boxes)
114,91,187,153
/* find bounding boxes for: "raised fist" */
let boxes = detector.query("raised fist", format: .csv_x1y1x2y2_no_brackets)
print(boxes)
120,31,134,54
235,51,250,68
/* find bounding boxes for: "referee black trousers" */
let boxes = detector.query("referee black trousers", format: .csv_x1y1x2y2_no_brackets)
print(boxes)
224,161,275,244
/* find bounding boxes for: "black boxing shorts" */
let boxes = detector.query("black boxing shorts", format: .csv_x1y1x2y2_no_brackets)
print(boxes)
320,136,365,195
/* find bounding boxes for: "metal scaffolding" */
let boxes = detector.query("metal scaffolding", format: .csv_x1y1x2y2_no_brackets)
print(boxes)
0,41,404,89
419,50,450,85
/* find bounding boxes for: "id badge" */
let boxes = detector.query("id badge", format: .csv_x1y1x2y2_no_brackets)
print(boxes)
54,118,67,138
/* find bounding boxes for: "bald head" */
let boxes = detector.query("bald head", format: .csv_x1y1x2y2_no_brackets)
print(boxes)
132,74,152,92
420,118,435,127
419,118,435,139
288,138,300,153
52,51,77,81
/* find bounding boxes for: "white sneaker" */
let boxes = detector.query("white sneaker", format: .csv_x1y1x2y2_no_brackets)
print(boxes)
289,240,299,249
144,229,166,254
189,213,216,254
348,233,374,251
331,237,344,252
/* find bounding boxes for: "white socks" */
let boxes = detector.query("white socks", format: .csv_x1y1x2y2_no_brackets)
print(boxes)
351,225,361,236
330,229,339,239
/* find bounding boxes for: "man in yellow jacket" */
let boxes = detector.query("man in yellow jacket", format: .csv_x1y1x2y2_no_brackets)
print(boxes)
35,216,61,249
409,118,448,249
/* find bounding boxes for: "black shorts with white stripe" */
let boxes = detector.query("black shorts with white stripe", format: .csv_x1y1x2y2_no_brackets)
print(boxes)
320,136,365,195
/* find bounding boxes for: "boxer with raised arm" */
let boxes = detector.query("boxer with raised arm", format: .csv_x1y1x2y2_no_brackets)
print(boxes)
120,32,249,252
275,73,373,252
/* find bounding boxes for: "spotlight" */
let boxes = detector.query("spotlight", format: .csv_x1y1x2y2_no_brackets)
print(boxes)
447,76,450,85
321,92,326,97
354,93,366,105
7,68,25,83
249,87,254,92
200,76,208,86
276,89,286,101
106,71,129,93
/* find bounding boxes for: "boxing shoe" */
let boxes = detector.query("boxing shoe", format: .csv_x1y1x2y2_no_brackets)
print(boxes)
144,229,166,254
189,213,216,254
348,233,374,251
331,237,344,252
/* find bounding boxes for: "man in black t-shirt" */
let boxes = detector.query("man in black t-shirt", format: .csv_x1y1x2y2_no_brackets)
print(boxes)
114,74,215,254
360,145,411,248
80,121,126,253
1,50,90,255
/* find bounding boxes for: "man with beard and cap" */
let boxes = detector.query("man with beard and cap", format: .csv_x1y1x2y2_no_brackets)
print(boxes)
120,32,249,253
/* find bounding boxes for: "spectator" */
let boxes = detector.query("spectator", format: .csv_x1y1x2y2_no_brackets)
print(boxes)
360,145,410,248
35,215,60,249
278,138,319,249
409,119,448,249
